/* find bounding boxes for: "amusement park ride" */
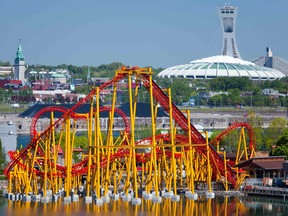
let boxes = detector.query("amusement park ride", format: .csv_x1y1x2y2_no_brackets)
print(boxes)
4,67,256,204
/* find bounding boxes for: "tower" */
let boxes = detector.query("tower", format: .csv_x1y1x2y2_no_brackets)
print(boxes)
13,39,27,81
217,5,241,59
87,66,91,84
264,47,273,68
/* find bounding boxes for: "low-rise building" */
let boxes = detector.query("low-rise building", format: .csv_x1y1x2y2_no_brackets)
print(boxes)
0,66,12,75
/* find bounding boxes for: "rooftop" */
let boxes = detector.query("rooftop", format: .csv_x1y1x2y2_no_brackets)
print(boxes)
158,55,286,80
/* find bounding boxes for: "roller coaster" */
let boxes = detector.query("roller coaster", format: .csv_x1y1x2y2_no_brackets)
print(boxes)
4,66,256,203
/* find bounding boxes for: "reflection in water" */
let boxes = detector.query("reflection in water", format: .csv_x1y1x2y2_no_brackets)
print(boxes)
1,195,288,216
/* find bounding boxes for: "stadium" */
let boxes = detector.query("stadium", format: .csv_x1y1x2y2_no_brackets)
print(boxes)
158,5,286,81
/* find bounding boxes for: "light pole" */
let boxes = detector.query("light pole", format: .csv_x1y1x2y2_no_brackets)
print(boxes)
286,95,288,118
250,92,253,108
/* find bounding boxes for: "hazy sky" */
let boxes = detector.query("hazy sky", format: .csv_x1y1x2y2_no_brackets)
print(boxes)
0,0,287,68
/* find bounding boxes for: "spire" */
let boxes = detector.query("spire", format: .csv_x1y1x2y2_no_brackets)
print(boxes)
87,66,91,83
15,39,25,62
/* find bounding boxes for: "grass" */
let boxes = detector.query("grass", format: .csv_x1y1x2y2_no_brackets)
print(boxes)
0,103,28,114
180,106,287,114
0,176,6,180
0,103,285,115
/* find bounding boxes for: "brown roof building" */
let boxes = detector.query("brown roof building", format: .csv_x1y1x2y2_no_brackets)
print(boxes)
235,156,286,179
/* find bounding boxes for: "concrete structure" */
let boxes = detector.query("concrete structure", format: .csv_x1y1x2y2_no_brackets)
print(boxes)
0,121,17,162
158,55,285,80
217,5,241,58
158,5,285,81
13,40,27,81
253,47,288,76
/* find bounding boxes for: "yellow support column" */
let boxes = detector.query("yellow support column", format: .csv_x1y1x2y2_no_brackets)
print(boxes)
50,111,59,195
205,131,215,198
94,87,103,205
63,117,72,203
103,81,117,200
42,138,48,200
147,73,161,202
84,108,93,203
127,72,141,204
185,110,197,199
168,88,179,201
224,151,228,191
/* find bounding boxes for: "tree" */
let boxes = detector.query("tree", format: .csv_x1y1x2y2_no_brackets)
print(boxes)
209,77,252,91
271,130,288,158
248,112,264,150
227,89,243,106
169,79,191,105
209,129,240,153
264,117,288,148
0,139,6,170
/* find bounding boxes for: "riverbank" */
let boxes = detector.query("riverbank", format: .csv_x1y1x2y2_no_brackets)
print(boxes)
0,180,8,197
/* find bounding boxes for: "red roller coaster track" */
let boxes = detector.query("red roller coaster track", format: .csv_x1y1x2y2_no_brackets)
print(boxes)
30,105,130,138
5,69,240,186
140,73,237,186
210,122,255,151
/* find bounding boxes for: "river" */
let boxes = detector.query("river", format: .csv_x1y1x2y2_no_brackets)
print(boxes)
0,195,287,216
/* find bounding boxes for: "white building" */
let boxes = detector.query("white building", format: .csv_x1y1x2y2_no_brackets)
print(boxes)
217,5,241,58
0,66,12,75
157,5,285,81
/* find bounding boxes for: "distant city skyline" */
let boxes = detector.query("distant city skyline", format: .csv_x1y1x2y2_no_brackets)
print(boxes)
0,0,287,68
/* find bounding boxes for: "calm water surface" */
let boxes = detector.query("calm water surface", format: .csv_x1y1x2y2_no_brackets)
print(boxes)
13,136,288,215
0,196,287,216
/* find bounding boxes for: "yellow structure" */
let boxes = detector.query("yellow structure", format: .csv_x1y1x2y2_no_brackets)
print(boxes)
4,66,252,203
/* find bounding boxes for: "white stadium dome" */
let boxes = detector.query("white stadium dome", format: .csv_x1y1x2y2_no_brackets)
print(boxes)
157,55,285,80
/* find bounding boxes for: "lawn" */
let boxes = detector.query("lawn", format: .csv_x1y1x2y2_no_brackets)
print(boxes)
0,104,28,114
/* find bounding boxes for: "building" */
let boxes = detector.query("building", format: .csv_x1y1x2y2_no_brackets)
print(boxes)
158,55,285,80
235,156,285,179
217,5,241,58
253,47,288,76
0,66,12,75
157,5,285,81
33,89,71,101
51,73,67,84
13,40,27,81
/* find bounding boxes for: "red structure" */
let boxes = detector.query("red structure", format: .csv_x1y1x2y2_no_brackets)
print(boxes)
5,67,255,190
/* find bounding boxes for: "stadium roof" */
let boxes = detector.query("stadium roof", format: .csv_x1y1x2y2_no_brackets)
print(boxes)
157,55,285,80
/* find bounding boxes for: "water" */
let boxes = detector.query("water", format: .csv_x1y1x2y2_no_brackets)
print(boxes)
11,135,288,215
0,196,287,216
17,134,30,149
16,131,121,149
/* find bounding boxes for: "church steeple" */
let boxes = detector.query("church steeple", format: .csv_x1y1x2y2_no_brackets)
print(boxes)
13,39,26,81
15,39,25,62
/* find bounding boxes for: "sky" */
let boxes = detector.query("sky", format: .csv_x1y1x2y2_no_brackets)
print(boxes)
0,0,287,68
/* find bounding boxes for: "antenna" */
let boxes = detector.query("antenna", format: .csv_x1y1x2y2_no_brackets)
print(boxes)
87,66,91,84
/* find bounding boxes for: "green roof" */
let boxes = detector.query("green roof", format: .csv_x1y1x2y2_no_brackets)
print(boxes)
52,73,66,78
14,41,25,62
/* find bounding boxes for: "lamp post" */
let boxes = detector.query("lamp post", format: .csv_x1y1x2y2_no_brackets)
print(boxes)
286,95,288,118
250,92,253,108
